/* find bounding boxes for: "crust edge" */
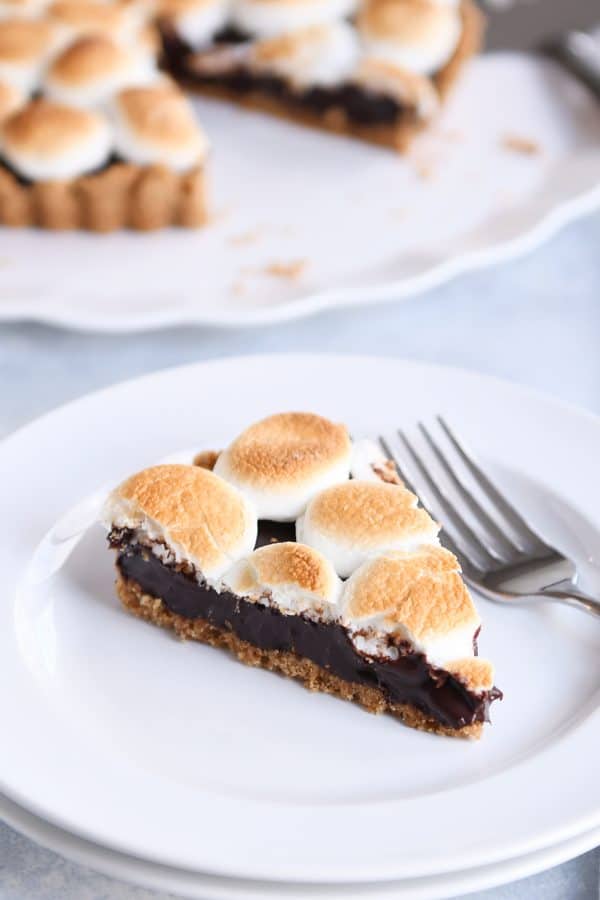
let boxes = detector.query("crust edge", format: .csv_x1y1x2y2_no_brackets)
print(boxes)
0,161,207,232
117,572,483,739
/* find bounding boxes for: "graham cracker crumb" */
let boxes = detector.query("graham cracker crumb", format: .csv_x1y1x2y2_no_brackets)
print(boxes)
229,228,264,246
501,134,541,156
372,460,403,485
193,449,220,470
264,259,308,280
415,161,435,181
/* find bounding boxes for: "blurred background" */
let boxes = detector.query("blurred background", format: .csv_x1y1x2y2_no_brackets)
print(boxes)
1,0,599,896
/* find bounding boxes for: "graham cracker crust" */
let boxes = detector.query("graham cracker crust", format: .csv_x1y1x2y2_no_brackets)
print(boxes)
117,572,483,739
180,0,484,153
0,161,207,232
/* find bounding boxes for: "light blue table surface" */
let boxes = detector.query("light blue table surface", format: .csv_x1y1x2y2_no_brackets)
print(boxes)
1,212,599,899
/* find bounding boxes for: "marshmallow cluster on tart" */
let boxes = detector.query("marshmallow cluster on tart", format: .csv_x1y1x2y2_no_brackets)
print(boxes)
160,0,482,151
0,2,209,230
45,35,158,108
104,411,501,738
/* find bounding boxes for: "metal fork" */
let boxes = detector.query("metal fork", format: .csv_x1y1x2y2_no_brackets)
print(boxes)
377,418,600,620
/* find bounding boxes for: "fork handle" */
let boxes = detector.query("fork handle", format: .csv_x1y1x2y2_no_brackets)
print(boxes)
540,579,600,619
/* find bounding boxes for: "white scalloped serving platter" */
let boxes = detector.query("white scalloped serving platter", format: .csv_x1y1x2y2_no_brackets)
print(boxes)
0,54,599,331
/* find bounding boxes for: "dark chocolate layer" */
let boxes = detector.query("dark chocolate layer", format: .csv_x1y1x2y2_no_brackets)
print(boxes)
112,533,500,729
160,27,410,127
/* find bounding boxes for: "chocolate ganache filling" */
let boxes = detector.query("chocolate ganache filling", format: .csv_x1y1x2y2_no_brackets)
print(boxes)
159,26,412,127
110,521,501,729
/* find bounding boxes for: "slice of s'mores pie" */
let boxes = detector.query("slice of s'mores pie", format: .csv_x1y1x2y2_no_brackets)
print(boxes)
104,412,501,738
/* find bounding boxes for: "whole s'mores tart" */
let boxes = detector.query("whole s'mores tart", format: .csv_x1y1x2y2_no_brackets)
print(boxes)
104,412,501,738
160,0,483,151
0,2,209,230
0,0,485,232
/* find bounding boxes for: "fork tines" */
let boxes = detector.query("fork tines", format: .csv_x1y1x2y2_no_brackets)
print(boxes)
378,418,554,578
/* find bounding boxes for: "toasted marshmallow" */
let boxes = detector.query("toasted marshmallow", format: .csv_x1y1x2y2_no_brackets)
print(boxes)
445,657,495,695
250,22,360,89
102,464,258,583
0,18,60,91
225,541,342,618
341,547,481,667
109,82,208,170
0,0,51,19
158,0,230,49
357,0,462,76
47,0,145,45
45,35,157,108
214,412,352,522
351,58,438,119
231,0,357,38
1,98,111,180
0,77,24,120
297,480,439,577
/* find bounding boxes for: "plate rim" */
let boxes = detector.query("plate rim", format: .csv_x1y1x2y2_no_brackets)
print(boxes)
1,353,600,882
1,791,599,900
3,175,598,333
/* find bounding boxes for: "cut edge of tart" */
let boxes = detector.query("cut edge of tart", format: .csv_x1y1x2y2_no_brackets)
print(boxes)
103,412,502,739
0,0,485,231
161,0,484,152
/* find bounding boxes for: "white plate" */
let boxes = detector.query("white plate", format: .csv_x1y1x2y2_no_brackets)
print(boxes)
2,791,599,900
1,354,600,883
0,55,599,332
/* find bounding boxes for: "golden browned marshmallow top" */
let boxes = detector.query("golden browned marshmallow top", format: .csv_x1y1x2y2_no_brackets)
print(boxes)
0,17,58,91
0,77,24,120
0,0,51,16
0,17,56,60
250,22,360,89
157,0,229,49
445,657,494,693
298,480,439,577
225,540,342,616
103,463,257,580
341,547,481,666
110,81,208,169
213,412,352,521
44,35,157,106
232,0,357,39
357,0,462,76
48,35,136,86
47,0,143,42
1,98,112,179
